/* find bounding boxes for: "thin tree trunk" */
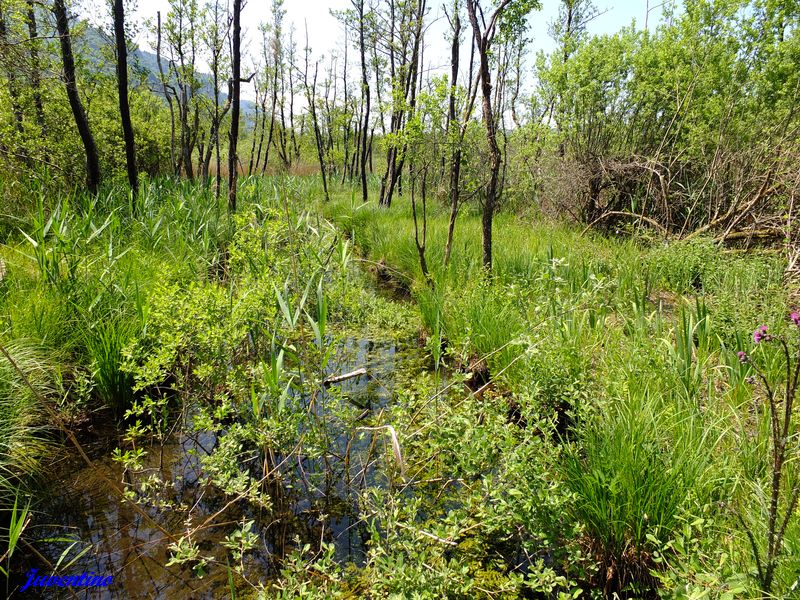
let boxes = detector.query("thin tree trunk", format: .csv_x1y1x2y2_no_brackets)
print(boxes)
372,36,386,136
180,85,194,179
411,164,432,285
304,24,329,202
288,37,299,163
356,0,370,203
0,6,23,135
228,0,242,212
277,63,290,170
378,0,425,208
25,0,45,131
444,5,461,266
368,127,374,173
215,84,231,199
202,130,212,178
341,28,350,183
254,97,268,172
350,108,361,180
156,12,178,175
113,0,139,201
54,0,101,194
261,62,279,175
466,0,508,273
247,90,260,174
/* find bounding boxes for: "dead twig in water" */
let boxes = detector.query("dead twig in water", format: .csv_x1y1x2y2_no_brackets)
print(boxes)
356,425,406,481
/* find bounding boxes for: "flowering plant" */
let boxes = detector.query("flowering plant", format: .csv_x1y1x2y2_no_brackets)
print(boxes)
736,312,800,594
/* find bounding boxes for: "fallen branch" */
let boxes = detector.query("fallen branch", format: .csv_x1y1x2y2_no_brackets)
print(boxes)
716,228,785,243
324,367,367,385
357,425,406,480
685,165,777,241
580,210,669,237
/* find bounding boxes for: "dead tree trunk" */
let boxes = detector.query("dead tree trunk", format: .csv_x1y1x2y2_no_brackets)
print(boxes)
113,0,139,201
228,0,242,212
304,24,329,202
355,0,370,203
54,0,101,194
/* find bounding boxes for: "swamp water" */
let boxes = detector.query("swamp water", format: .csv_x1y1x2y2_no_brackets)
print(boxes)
17,338,425,599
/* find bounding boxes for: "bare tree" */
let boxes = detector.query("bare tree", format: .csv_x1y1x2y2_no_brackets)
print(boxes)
53,0,101,194
354,0,370,203
303,23,329,201
113,0,139,200
227,0,242,211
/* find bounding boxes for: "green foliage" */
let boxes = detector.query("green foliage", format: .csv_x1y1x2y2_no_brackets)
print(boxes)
0,0,792,594
563,388,712,593
0,488,31,598
0,174,796,598
322,188,800,597
529,0,800,231
0,341,50,498
650,238,719,294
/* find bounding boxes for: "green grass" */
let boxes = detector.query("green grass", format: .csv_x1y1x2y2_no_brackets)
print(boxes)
0,176,796,597
562,384,719,592
321,190,796,597
0,341,51,500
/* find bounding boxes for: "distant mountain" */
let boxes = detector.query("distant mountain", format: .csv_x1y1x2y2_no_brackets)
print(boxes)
77,23,256,117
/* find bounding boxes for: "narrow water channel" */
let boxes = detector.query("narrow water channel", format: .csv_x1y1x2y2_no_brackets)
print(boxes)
17,337,423,599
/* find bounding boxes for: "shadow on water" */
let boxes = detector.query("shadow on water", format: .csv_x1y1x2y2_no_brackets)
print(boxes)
15,337,423,599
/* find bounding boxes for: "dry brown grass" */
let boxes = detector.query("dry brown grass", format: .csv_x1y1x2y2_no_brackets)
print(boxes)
205,158,322,179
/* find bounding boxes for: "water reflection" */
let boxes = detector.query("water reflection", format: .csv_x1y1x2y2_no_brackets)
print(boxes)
20,338,418,599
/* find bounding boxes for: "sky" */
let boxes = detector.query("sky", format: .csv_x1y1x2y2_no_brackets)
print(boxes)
112,0,668,100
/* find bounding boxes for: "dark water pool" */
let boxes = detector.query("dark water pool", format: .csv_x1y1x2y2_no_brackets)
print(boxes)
15,338,421,599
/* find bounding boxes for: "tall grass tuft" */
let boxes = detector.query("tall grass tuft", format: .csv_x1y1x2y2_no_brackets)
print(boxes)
82,318,138,419
0,341,50,500
563,388,710,595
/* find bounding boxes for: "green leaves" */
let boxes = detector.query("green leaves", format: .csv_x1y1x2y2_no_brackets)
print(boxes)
497,0,541,40
0,489,30,583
